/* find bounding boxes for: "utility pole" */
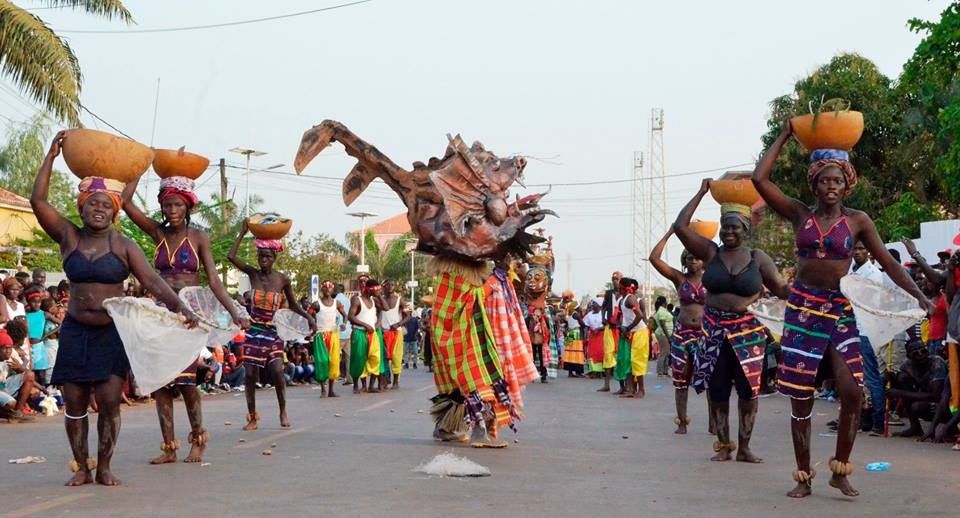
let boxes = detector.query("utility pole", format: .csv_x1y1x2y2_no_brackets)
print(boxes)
219,158,228,285
645,108,667,312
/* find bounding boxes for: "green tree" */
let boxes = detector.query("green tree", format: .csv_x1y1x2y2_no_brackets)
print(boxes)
274,231,351,296
748,209,796,272
343,231,434,299
897,2,960,207
0,1,132,125
0,115,74,215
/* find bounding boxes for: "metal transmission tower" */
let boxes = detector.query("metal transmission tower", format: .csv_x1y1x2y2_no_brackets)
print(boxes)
631,151,644,279
644,108,667,310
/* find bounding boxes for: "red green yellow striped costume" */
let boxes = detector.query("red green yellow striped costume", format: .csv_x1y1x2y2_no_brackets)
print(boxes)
432,272,514,433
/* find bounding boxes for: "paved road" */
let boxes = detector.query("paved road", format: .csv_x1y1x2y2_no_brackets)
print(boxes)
2,368,957,517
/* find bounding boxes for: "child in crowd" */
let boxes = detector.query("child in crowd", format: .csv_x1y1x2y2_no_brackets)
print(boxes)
23,288,48,387
39,297,61,375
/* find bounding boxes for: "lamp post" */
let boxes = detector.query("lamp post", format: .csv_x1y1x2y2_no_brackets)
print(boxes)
404,238,419,304
229,147,268,217
347,211,378,274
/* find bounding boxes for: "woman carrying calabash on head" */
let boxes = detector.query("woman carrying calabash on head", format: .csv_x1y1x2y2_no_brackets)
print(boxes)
229,220,317,431
673,179,789,465
649,228,707,434
121,174,250,464
752,121,934,498
30,132,197,486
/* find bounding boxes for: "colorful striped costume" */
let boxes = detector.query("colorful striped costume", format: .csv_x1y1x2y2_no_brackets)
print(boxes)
693,306,767,399
312,331,341,381
614,330,650,380
483,271,538,414
349,328,383,380
242,289,284,368
563,328,585,366
383,328,404,375
670,324,703,389
432,272,514,433
777,283,864,399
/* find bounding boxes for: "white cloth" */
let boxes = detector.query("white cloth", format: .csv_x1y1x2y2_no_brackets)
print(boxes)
848,260,884,335
881,271,910,342
355,297,378,329
748,297,785,336
102,297,214,395
583,311,603,330
380,296,402,329
178,286,249,347
839,275,925,347
273,309,312,342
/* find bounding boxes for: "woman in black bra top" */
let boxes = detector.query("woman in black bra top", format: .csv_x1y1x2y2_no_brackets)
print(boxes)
30,132,196,488
673,179,788,466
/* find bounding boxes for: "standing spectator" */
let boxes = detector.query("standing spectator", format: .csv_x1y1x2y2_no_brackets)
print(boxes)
40,297,61,374
404,309,421,369
335,283,352,383
421,305,433,372
653,295,674,377
30,268,46,290
848,242,887,435
14,271,30,295
2,277,26,324
24,287,49,387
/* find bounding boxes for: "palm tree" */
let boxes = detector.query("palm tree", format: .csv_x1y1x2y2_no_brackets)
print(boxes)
0,1,133,126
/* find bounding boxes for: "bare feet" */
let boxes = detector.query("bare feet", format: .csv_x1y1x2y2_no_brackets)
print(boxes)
95,469,121,486
710,449,733,462
183,443,204,463
828,475,859,497
243,414,259,432
279,411,291,428
736,449,763,463
149,451,177,465
65,470,94,486
674,424,687,435
353,386,361,394
635,390,646,399
597,387,610,392
787,482,812,498
618,393,635,398
328,391,339,397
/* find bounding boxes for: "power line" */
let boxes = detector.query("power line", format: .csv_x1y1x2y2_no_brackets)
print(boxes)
78,104,135,140
525,161,755,187
57,0,373,34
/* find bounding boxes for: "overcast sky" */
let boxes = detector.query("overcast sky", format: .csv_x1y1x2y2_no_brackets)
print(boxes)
3,0,950,296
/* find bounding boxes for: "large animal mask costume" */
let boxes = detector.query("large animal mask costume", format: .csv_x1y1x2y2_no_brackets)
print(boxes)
294,120,554,262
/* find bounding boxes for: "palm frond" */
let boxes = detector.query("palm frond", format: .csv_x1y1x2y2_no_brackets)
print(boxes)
35,0,133,23
0,2,81,125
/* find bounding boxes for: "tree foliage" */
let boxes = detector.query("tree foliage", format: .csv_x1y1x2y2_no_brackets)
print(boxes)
0,1,132,126
0,115,74,215
760,6,960,242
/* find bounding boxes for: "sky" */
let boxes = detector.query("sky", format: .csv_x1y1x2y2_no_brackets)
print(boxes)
2,0,951,297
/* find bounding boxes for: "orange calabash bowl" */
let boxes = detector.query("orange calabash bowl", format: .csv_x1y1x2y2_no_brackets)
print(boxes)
689,220,719,240
790,111,864,151
248,213,293,240
709,178,761,206
61,128,154,183
152,149,210,179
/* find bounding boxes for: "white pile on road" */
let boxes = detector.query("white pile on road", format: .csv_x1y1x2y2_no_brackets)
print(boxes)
414,452,491,477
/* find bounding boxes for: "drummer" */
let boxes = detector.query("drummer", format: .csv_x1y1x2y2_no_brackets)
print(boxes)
30,132,197,486
753,120,934,498
122,175,249,465
229,220,316,430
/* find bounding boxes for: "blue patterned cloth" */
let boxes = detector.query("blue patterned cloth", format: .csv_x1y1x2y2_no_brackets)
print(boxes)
810,149,849,162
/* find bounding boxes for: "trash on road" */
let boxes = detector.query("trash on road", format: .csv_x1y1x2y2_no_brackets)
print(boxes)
8,456,46,464
415,452,490,477
865,462,890,471
818,432,837,438
262,449,273,456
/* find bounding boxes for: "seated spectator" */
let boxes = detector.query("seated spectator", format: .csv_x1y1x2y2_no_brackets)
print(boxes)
887,340,948,438
0,326,36,422
221,346,246,390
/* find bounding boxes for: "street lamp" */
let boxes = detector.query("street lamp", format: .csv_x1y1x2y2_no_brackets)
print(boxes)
404,238,419,304
347,211,378,274
229,147,268,217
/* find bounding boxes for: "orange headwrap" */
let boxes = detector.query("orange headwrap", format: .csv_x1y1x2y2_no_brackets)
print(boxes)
77,177,124,223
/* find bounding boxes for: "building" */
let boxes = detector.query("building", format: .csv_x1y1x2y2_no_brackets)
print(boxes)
0,187,40,245
350,212,411,253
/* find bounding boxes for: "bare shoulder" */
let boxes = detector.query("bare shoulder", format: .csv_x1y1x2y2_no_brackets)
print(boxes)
188,227,211,245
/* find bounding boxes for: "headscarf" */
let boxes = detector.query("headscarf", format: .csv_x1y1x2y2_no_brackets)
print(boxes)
808,149,858,195
618,277,639,295
720,203,752,235
0,329,11,347
254,239,284,252
2,277,20,291
77,177,124,223
158,176,199,210
321,280,335,290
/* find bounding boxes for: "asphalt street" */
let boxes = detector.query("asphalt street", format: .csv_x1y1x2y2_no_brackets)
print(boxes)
2,367,957,517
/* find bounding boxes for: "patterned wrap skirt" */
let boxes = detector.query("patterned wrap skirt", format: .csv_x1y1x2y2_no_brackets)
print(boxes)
778,283,864,399
483,274,538,414
242,322,284,368
563,329,585,366
693,306,767,399
670,324,703,389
